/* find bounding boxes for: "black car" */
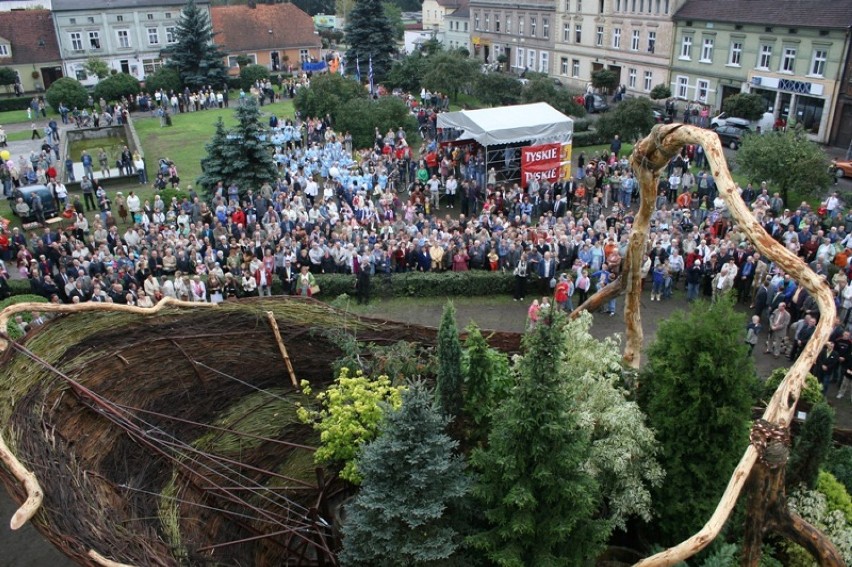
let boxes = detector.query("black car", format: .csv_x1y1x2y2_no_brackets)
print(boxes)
8,184,58,222
714,124,747,150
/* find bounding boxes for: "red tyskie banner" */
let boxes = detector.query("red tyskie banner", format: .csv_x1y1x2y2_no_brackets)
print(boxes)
521,143,568,188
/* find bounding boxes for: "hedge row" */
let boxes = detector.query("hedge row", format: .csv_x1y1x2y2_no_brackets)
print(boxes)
0,96,35,112
573,130,605,147
5,270,519,301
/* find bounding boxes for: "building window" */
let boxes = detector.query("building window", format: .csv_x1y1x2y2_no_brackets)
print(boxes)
680,35,692,59
117,29,130,48
575,24,582,43
781,46,796,73
88,31,101,50
484,13,489,31
728,41,742,65
474,13,480,31
495,14,500,32
540,51,549,73
644,70,653,91
596,26,603,46
70,32,83,51
69,18,76,24
142,58,163,74
299,50,309,62
561,56,569,74
758,44,772,69
577,0,582,10
563,23,570,42
696,79,709,102
599,0,604,13
700,37,713,62
530,17,536,37
74,66,87,80
612,27,621,48
664,0,669,13
516,47,524,68
543,18,549,39
0,44,8,56
116,15,124,22
676,75,688,99
504,15,510,34
147,13,154,20
166,27,176,43
527,49,536,69
631,30,640,51
648,31,656,53
165,12,172,18
628,67,637,88
810,48,827,77
87,16,95,23
518,17,524,36
464,22,468,32
616,0,621,10
572,58,580,77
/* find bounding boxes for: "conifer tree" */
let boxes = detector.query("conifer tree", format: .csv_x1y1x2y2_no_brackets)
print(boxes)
470,313,610,565
340,381,470,565
462,323,510,428
197,117,233,198
161,0,228,90
435,302,463,417
787,401,835,490
345,0,395,81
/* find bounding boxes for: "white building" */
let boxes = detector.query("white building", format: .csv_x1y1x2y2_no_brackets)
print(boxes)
443,3,470,53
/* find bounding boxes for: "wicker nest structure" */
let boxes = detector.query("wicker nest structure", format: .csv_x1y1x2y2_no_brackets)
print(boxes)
0,298,522,566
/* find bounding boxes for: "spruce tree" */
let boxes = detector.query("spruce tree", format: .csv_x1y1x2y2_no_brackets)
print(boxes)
470,313,610,565
161,0,228,90
197,117,232,198
435,302,463,418
462,323,510,429
638,298,758,544
345,0,395,81
340,381,471,565
787,401,835,490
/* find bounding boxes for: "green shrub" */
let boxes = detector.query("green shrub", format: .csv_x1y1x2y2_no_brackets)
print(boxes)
45,77,89,112
334,96,418,151
818,470,852,524
0,293,49,340
239,64,270,91
0,96,36,112
309,270,514,299
143,67,181,94
93,73,141,103
572,118,592,133
573,130,605,147
825,446,852,493
761,367,823,406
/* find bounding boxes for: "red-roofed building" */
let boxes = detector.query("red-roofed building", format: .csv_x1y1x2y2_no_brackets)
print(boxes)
211,3,322,75
0,9,63,93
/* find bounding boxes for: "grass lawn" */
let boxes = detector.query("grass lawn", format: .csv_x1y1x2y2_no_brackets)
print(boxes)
134,98,296,186
0,107,58,126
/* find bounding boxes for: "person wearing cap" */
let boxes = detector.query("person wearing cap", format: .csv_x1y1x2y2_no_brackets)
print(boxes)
685,258,703,302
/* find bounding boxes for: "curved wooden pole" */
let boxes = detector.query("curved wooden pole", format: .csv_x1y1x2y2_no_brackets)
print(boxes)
87,549,137,567
0,432,43,530
633,124,836,566
0,297,217,352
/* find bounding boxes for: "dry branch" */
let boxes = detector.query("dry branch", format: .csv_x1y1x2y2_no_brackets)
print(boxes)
87,549,137,567
266,311,299,387
632,123,837,566
0,432,43,529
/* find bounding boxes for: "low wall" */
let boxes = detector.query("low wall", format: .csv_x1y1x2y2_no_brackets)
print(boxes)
62,119,146,190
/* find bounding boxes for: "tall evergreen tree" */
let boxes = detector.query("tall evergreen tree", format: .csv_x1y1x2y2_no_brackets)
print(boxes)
435,302,463,417
638,298,758,544
340,381,471,565
787,401,835,490
161,0,228,90
470,313,610,566
196,98,277,201
345,0,395,81
462,323,510,429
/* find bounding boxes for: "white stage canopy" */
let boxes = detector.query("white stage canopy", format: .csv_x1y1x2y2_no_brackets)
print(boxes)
436,102,574,147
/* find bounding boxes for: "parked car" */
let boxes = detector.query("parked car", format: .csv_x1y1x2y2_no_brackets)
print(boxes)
587,94,610,114
714,124,747,149
833,159,852,179
710,112,752,130
8,184,57,222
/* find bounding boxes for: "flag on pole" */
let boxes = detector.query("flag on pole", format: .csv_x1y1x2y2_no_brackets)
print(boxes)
368,55,374,95
355,57,361,82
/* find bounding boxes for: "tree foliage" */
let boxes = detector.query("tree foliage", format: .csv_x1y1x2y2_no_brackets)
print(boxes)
239,63,269,90
385,52,430,94
722,93,766,120
650,84,671,100
144,66,182,94
591,68,618,92
787,402,835,490
520,76,586,117
596,97,656,142
93,73,141,102
45,77,88,112
382,2,405,40
435,302,463,417
473,72,522,107
345,0,395,81
196,97,277,200
334,95,417,150
462,323,511,428
825,445,852,494
470,311,610,566
638,298,758,544
297,368,405,484
422,50,479,100
736,126,833,203
161,0,228,90
340,381,470,565
787,486,852,565
84,57,111,79
294,72,367,120
0,67,18,89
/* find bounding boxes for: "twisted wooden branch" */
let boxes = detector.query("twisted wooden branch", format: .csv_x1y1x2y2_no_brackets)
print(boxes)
87,549,137,567
0,432,42,530
631,124,837,566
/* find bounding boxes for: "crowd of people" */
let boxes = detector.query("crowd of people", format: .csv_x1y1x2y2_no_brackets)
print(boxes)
1,88,850,400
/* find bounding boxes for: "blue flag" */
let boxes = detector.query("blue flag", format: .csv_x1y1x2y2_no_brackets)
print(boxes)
368,55,374,94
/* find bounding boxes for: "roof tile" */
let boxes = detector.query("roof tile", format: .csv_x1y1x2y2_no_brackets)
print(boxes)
0,10,61,65
211,4,322,53
673,0,852,28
